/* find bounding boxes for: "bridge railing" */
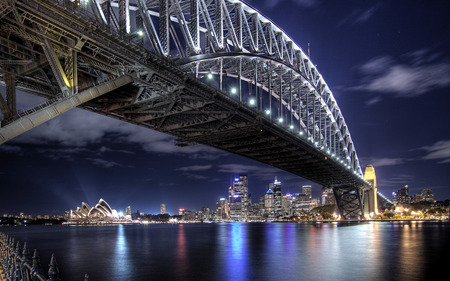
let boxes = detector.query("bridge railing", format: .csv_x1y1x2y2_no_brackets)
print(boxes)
0,232,88,281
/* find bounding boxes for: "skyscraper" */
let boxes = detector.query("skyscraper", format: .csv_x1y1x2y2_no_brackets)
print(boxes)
160,204,166,215
215,198,229,220
302,185,312,200
269,177,282,216
228,175,249,221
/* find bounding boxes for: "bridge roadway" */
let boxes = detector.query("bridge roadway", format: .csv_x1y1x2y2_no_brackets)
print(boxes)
0,0,369,219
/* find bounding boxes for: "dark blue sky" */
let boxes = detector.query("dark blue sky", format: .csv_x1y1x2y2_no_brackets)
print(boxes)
1,0,449,215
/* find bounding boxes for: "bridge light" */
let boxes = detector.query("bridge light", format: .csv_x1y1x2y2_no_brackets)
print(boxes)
278,117,283,123
207,73,213,80
136,30,144,37
299,131,304,136
230,88,237,94
249,98,256,106
265,109,271,115
289,125,294,130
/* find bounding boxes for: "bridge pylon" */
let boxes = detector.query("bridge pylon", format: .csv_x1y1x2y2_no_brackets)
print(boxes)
362,165,378,219
333,185,363,220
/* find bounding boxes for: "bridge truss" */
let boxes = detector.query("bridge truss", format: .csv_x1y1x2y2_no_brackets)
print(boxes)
0,0,369,219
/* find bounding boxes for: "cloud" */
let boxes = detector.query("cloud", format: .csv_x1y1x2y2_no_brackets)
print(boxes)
177,165,212,172
350,49,450,105
217,163,281,180
419,140,450,164
180,173,209,180
360,157,404,167
10,107,224,159
85,158,122,168
338,3,382,26
0,144,22,154
259,0,318,9
378,174,415,187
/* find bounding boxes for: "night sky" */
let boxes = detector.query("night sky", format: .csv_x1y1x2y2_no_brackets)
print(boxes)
1,0,449,215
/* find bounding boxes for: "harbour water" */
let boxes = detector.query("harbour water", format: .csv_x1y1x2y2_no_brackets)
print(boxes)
1,221,449,281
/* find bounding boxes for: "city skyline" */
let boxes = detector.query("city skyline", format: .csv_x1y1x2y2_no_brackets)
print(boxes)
1,0,450,215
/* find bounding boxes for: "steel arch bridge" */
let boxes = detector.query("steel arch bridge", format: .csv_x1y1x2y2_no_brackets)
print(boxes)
0,0,369,219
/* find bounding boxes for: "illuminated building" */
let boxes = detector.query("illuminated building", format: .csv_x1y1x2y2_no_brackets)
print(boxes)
363,165,378,218
70,198,119,220
302,185,312,200
421,189,434,203
228,175,249,221
270,177,282,216
215,198,229,220
321,188,335,206
263,187,275,218
396,185,410,205
125,206,131,216
160,204,166,215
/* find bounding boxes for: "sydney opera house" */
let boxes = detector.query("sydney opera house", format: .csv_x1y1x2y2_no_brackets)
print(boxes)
70,198,119,221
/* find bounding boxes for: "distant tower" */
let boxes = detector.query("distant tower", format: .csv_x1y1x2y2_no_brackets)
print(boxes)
363,165,378,218
160,204,166,215
125,206,131,216
228,175,249,221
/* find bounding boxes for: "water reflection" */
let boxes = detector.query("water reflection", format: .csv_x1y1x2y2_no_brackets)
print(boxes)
1,222,448,281
175,224,188,279
219,223,248,280
113,224,130,278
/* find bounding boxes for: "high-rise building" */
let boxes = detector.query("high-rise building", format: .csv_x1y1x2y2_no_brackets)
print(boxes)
263,187,275,218
302,185,312,199
160,204,166,215
215,198,229,220
125,206,131,216
228,175,249,221
396,185,410,205
421,189,434,203
269,177,282,216
321,188,335,206
363,165,378,217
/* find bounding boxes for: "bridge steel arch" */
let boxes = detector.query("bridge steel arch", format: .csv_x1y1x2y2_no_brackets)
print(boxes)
0,0,369,219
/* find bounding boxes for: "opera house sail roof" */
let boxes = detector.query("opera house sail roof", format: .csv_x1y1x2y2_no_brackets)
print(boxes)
70,198,118,220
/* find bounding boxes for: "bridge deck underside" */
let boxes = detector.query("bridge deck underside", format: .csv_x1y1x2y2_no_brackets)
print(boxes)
85,83,359,187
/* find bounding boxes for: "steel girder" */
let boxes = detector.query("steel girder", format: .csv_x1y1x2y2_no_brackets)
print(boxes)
103,0,362,177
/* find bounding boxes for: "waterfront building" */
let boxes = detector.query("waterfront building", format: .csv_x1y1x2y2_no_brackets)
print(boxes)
160,204,166,215
125,206,131,216
262,187,275,218
228,175,249,221
215,198,229,220
70,198,119,220
396,185,410,205
421,189,435,203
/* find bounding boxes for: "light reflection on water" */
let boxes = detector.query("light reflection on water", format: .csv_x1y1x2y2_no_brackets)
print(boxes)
0,221,448,281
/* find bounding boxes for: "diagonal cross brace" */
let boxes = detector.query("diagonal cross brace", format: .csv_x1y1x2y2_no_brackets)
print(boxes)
0,75,133,144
